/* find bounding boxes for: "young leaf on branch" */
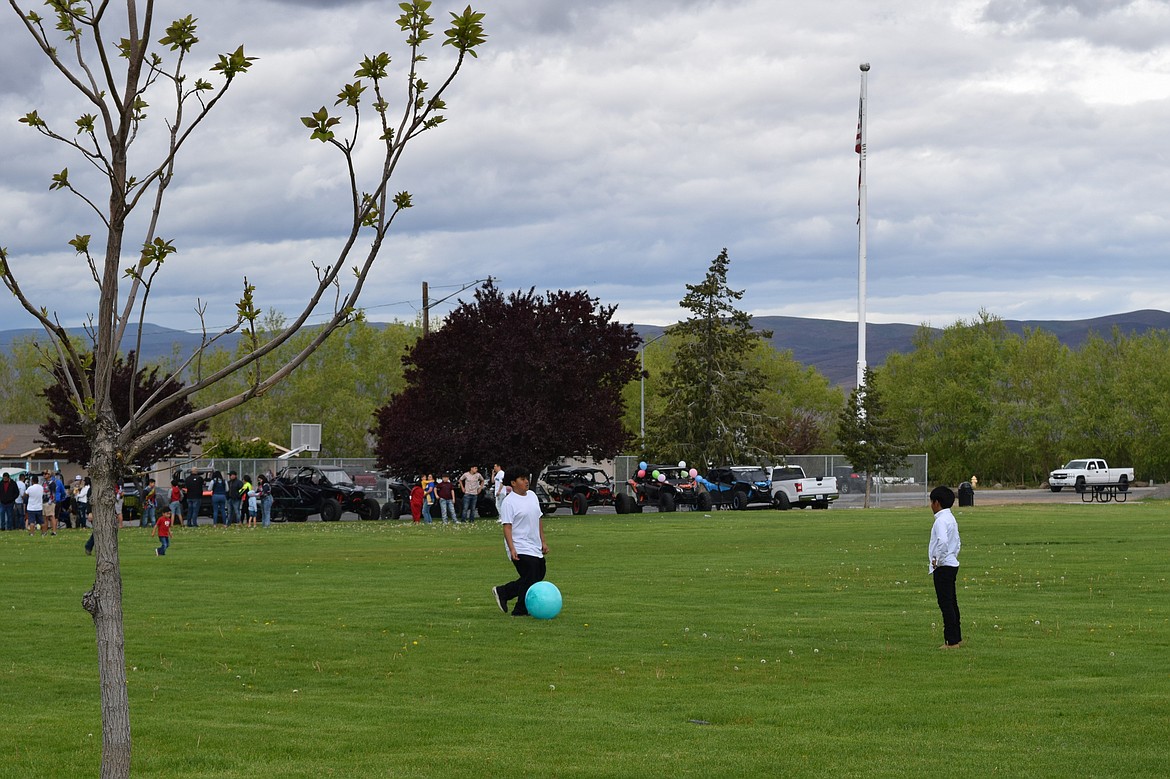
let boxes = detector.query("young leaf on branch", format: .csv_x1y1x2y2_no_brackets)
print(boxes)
359,193,381,227
301,106,341,142
68,234,91,254
355,52,391,79
159,15,200,53
335,81,366,108
49,168,70,190
210,45,256,80
236,280,260,325
398,0,436,46
19,110,47,129
116,37,144,60
50,2,87,41
444,6,487,55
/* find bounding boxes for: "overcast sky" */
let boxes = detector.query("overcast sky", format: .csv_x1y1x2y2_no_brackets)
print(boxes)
2,0,1169,335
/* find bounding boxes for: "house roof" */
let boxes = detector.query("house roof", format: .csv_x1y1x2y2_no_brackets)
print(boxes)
0,423,63,459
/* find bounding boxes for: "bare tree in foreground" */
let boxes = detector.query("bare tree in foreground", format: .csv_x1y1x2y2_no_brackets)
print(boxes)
0,2,485,776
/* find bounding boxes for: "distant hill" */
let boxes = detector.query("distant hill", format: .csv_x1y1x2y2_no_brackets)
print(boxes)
5,310,1170,389
0,323,245,364
634,309,1170,387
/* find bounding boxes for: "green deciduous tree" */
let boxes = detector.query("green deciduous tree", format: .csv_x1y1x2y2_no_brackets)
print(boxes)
196,314,418,456
202,432,277,459
621,332,674,449
1063,329,1170,481
977,328,1071,484
877,312,1010,484
751,342,845,456
0,3,485,775
875,313,1170,485
646,248,773,466
0,337,54,423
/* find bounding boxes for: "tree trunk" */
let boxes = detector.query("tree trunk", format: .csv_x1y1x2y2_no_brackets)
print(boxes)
81,432,132,779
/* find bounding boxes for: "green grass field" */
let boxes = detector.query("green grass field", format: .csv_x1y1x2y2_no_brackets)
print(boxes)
2,501,1167,778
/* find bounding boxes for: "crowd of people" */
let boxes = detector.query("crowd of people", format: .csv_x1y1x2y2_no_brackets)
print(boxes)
0,467,277,538
0,470,92,535
175,468,274,529
407,464,513,524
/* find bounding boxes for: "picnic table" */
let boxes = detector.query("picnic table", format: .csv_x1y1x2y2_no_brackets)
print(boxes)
1079,482,1129,503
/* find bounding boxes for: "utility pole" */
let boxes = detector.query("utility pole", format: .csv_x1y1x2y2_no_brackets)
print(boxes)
421,276,493,336
422,281,430,335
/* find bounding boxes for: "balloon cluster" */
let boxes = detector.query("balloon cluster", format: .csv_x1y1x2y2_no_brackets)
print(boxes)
636,460,699,481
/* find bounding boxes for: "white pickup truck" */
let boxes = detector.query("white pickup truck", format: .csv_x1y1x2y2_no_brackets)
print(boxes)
770,465,838,510
1048,459,1134,493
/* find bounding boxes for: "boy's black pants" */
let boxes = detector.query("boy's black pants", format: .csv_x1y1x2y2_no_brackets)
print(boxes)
499,554,546,616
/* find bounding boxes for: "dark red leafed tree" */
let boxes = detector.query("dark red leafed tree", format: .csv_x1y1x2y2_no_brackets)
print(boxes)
373,283,640,474
39,352,206,469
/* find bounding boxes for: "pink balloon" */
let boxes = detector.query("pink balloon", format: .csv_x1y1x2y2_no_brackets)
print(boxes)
637,469,646,478
689,468,698,478
657,473,667,482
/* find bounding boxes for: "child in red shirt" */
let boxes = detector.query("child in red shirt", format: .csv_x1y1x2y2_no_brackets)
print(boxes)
409,483,424,522
152,507,175,556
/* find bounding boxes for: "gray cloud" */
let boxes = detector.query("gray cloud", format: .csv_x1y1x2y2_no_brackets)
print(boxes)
981,0,1170,49
2,0,1170,334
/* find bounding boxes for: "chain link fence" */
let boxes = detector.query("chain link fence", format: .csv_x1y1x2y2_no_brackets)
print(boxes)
614,453,928,507
21,454,930,508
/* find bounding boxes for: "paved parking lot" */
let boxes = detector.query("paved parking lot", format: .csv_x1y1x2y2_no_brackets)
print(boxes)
235,485,1158,522
556,485,1159,515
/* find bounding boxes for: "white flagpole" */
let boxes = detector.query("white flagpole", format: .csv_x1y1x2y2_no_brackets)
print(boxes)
856,63,870,391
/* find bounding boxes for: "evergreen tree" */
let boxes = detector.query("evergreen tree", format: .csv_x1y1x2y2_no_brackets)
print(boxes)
647,248,772,466
836,368,908,507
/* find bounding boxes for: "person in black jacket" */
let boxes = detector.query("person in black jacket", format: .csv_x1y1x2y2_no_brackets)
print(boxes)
0,473,19,531
183,469,204,527
226,471,243,526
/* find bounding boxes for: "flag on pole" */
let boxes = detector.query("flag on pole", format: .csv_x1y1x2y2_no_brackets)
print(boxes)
856,96,863,223
855,97,863,154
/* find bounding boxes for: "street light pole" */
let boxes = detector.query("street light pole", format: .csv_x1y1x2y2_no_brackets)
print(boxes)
640,346,646,444
640,332,668,446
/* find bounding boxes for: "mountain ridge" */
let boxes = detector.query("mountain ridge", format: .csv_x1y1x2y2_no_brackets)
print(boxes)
5,309,1169,388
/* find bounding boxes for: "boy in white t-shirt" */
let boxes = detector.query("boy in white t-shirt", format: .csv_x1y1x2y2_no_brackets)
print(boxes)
492,463,508,514
25,475,46,536
491,467,547,617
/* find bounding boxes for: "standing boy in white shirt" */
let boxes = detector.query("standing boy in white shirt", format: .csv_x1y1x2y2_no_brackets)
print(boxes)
928,485,962,649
